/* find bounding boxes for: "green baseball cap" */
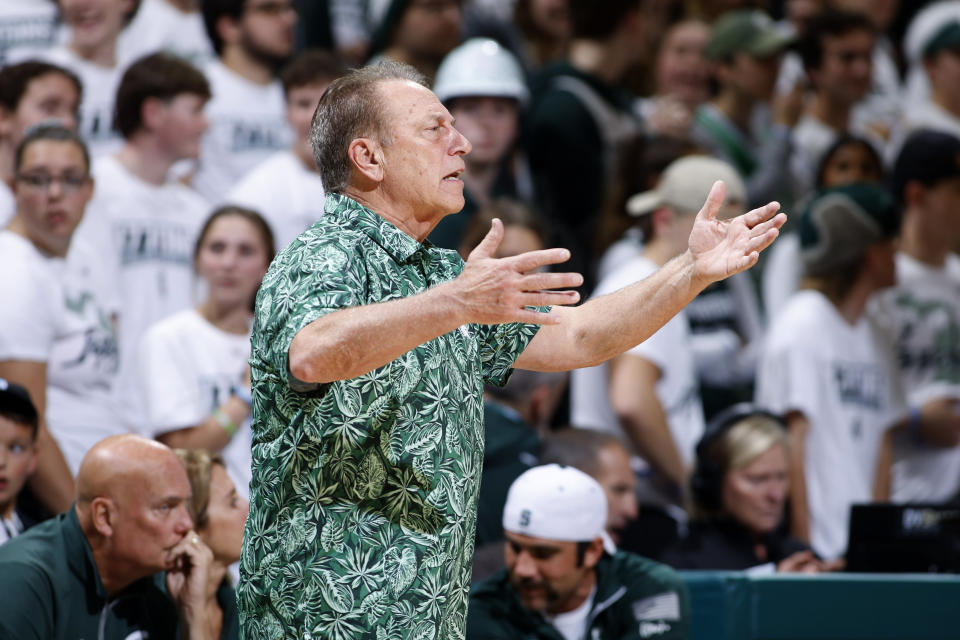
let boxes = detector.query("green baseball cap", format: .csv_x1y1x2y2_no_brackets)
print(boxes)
923,20,960,59
705,10,793,61
799,183,901,278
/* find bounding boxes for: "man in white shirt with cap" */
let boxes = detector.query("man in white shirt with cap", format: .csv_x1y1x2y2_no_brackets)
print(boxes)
468,464,691,640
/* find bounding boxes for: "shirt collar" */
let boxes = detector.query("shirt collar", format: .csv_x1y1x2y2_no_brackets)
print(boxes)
325,193,425,263
63,506,110,599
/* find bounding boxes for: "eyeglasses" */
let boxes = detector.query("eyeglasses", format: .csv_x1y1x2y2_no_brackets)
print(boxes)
16,172,89,194
244,0,296,16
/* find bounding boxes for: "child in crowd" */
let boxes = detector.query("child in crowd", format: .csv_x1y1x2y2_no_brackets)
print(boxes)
0,378,39,545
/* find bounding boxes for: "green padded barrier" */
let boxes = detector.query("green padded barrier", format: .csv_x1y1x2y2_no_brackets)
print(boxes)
680,571,960,640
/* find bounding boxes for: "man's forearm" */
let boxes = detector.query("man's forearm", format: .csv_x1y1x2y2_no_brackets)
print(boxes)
520,252,705,372
289,283,465,384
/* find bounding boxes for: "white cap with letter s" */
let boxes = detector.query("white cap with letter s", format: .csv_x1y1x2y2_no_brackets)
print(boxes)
502,464,615,553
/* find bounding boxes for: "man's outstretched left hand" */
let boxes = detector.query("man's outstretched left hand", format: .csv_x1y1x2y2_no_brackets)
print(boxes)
686,180,786,286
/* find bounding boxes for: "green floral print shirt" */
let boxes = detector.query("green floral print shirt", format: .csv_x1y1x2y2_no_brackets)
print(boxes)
238,194,541,640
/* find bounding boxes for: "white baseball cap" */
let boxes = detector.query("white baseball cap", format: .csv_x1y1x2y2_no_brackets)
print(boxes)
503,464,614,552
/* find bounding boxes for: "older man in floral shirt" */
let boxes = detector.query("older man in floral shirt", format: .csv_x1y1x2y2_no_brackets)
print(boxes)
238,61,785,640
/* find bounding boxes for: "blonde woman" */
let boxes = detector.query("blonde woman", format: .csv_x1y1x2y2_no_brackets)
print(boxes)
661,404,829,573
174,449,249,640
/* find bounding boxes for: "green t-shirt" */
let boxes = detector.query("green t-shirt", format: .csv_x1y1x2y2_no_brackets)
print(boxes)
238,194,542,640
0,509,179,640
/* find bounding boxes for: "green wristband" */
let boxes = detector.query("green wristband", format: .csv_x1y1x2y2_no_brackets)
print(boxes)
213,408,238,437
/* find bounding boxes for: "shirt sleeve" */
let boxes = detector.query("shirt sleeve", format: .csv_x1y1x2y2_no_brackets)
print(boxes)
476,315,545,387
0,562,54,640
0,259,55,362
251,234,364,388
138,323,205,434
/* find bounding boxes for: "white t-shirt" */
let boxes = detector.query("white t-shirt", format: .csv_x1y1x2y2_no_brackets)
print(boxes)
0,0,58,64
0,232,124,474
117,0,214,68
756,290,906,560
570,255,705,470
139,308,253,497
10,46,125,158
546,586,595,640
77,154,210,427
191,60,292,203
870,253,960,503
227,149,326,251
0,183,14,230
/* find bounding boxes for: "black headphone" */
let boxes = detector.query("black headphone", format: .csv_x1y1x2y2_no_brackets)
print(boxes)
690,403,787,512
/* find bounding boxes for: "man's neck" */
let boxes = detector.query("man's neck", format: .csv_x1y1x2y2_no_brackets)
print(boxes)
900,209,951,268
220,47,275,86
115,140,176,187
548,569,597,615
833,276,874,325
712,89,756,132
69,38,118,69
568,39,628,86
642,237,676,269
808,92,851,132
87,538,143,597
341,187,437,242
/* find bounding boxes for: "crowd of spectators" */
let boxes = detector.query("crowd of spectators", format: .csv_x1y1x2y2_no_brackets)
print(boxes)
1,0,960,638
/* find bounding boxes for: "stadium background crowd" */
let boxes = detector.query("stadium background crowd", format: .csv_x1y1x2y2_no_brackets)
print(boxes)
1,0,960,638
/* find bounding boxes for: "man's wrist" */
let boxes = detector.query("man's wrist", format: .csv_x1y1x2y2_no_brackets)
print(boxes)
677,250,712,295
428,280,471,329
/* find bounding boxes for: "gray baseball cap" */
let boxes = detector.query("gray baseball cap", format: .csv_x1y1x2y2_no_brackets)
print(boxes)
799,183,901,277
626,155,747,219
705,10,793,61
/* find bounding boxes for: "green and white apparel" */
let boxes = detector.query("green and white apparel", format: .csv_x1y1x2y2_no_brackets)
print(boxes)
467,551,691,640
0,509,180,639
238,193,542,640
0,231,123,474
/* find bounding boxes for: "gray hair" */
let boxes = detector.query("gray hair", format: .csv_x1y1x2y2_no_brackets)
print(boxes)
311,61,427,194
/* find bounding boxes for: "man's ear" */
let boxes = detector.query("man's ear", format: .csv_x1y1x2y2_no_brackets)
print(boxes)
650,206,673,233
348,137,385,184
90,496,116,538
583,537,604,570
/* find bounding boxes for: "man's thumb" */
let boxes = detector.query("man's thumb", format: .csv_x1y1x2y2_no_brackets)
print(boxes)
468,218,504,260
